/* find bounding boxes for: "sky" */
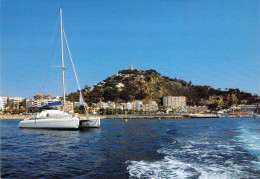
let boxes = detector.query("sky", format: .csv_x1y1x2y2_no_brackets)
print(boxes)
1,0,260,98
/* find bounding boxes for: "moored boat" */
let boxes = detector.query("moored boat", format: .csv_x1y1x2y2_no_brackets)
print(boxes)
19,109,79,129
19,8,100,129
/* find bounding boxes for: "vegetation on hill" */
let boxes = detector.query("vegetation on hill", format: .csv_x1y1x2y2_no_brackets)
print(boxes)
67,68,257,110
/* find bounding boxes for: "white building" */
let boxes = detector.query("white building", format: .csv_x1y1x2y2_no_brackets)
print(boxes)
8,97,24,104
107,101,116,109
149,101,158,111
116,83,124,88
55,96,62,100
163,96,186,109
8,97,24,109
25,99,34,109
97,101,116,109
120,102,132,110
126,102,132,110
33,100,42,107
64,101,74,112
133,100,143,111
121,103,127,110
116,103,124,110
0,96,7,111
98,102,109,109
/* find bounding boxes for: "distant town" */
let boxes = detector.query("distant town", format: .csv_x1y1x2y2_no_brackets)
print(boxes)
1,93,259,119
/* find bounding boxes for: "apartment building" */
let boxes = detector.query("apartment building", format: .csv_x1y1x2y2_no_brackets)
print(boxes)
8,97,24,109
134,100,143,111
25,99,34,109
64,101,74,112
149,101,158,111
0,96,7,111
163,96,186,108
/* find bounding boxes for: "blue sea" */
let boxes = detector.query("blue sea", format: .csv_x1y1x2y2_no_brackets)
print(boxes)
1,118,260,178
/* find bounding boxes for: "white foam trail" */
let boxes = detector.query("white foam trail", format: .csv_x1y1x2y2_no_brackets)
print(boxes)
239,129,260,155
127,138,253,178
127,156,195,179
237,126,260,168
127,121,260,178
127,155,240,179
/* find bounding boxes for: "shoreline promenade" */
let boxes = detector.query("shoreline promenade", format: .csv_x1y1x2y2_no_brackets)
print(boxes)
0,113,219,119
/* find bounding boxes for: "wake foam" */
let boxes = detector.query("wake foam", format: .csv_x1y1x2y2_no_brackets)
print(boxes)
127,156,195,178
127,121,260,178
237,125,260,168
127,151,241,179
127,135,254,178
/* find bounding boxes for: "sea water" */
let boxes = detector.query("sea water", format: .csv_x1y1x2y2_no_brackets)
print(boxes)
1,118,259,178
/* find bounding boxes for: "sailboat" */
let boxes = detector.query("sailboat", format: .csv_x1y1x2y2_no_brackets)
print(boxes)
18,8,100,129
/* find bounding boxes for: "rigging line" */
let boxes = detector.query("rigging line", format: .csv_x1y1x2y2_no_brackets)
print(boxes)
41,13,60,94
50,14,59,45
42,30,59,92
62,28,88,115
64,45,69,97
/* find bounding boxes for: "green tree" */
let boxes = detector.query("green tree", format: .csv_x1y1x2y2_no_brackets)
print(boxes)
104,87,118,101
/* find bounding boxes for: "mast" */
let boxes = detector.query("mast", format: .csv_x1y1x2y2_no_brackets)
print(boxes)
60,8,66,112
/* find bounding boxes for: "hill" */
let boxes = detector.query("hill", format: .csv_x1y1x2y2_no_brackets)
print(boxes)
67,68,257,110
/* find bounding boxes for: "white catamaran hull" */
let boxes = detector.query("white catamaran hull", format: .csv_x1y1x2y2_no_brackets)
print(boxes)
19,117,80,129
79,117,100,128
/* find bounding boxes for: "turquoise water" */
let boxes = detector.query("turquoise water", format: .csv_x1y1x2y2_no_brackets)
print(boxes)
1,118,260,178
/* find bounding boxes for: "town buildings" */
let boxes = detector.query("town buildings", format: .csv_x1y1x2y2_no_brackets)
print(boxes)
25,99,33,109
163,96,186,109
7,97,24,109
146,101,158,111
94,100,158,112
3,91,259,116
33,94,53,100
187,106,209,114
0,96,7,111
64,101,74,112
135,100,143,111
25,95,61,108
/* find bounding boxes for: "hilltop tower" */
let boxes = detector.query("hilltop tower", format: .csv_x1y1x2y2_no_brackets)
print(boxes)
130,65,134,70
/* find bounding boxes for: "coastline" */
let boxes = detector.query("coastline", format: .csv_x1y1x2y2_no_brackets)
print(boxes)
0,114,220,120
3,113,257,119
0,115,26,119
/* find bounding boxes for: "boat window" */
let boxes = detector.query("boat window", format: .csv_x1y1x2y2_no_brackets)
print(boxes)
46,113,49,117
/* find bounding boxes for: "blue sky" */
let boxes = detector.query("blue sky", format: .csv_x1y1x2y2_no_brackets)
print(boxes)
1,0,260,98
